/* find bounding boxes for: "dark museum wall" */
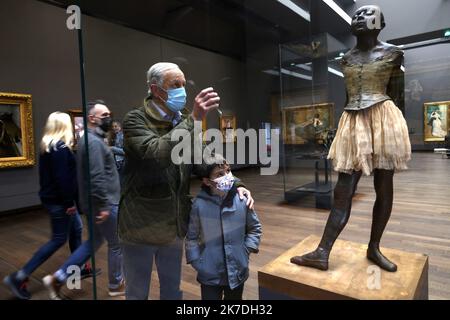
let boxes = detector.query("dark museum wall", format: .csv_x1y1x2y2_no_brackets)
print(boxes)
347,0,450,41
0,0,247,213
82,13,245,131
403,44,450,149
0,0,82,213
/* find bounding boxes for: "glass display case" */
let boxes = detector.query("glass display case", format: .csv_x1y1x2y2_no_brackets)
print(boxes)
278,32,347,209
279,7,450,209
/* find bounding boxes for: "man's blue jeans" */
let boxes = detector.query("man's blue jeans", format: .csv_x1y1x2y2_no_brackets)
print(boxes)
22,203,83,276
122,238,183,300
56,204,123,289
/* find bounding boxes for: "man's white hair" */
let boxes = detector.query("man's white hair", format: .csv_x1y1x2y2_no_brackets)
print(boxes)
146,62,180,95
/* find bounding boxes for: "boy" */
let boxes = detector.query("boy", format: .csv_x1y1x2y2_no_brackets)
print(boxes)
186,154,262,300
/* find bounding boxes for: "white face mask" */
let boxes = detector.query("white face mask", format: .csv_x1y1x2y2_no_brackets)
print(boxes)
212,172,235,193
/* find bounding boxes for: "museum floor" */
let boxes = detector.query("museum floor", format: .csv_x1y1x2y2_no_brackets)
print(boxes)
0,152,449,300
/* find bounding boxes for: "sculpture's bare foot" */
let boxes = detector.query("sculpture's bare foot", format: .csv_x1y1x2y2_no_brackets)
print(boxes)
290,247,329,271
367,244,397,272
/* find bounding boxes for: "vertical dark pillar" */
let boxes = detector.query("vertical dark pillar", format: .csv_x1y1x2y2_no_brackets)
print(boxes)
310,0,329,104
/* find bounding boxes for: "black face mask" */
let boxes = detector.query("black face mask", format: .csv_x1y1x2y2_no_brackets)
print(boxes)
98,117,113,132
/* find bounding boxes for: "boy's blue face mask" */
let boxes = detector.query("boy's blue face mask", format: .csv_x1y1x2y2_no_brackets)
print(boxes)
159,87,187,112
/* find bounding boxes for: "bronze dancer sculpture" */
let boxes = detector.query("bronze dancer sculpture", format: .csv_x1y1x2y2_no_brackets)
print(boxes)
291,5,411,272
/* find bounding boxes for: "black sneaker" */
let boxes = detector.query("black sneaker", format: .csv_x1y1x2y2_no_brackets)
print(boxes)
80,265,102,280
3,272,31,300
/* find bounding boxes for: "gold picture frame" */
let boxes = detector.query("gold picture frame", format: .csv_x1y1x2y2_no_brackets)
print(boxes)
0,92,35,169
220,114,237,143
68,109,84,148
423,101,450,142
282,102,334,145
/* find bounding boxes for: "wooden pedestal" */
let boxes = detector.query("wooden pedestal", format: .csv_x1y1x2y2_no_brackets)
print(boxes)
258,235,429,300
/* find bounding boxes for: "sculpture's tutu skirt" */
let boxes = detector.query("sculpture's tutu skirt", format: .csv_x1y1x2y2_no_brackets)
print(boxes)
328,100,411,176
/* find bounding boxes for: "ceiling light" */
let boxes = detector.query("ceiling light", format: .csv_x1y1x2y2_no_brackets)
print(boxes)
322,0,352,24
263,68,312,81
294,64,312,72
328,67,344,77
277,0,311,22
280,68,313,80
262,69,280,76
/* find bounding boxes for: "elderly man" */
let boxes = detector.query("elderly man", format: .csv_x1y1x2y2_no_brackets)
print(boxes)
119,62,254,300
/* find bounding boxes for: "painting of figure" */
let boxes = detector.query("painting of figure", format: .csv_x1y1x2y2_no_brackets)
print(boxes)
68,109,85,148
0,105,23,158
220,115,236,143
424,102,449,142
0,92,35,168
282,103,334,145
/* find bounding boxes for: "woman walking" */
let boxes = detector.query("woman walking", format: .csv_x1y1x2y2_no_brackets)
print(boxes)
3,112,90,299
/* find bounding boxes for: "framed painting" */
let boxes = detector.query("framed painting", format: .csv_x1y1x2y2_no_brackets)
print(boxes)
68,109,84,147
282,102,334,145
423,101,449,142
0,92,35,169
220,114,236,143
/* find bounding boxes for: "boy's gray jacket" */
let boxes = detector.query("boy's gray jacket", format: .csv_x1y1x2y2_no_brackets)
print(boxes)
185,189,262,289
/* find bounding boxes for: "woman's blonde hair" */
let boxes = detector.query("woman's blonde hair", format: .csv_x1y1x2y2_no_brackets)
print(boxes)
40,112,74,153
